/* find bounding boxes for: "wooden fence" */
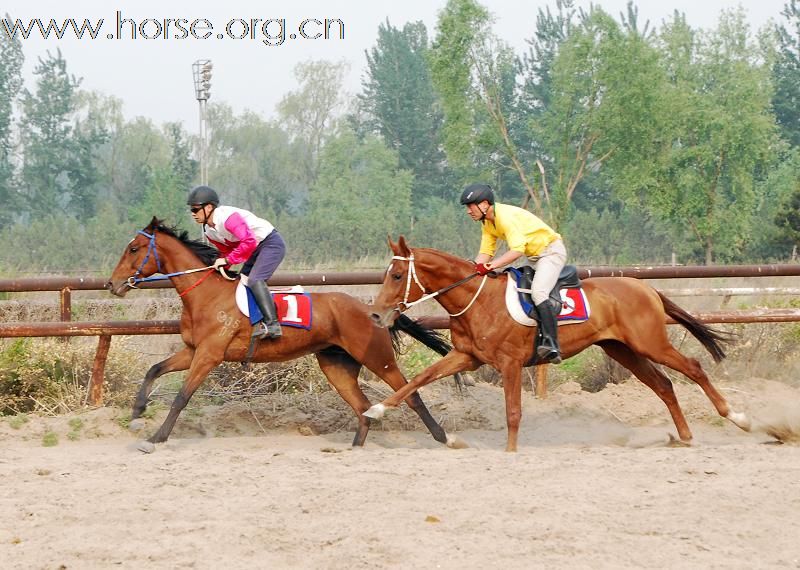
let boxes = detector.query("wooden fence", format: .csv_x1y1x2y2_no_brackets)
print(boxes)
1,263,799,405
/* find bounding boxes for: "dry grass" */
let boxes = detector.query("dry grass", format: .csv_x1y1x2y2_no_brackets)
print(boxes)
0,337,143,415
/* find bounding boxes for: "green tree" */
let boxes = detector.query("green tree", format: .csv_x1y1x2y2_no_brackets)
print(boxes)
359,20,450,203
773,0,800,147
128,123,197,228
535,5,668,227
207,104,299,216
18,50,104,218
518,0,576,120
0,18,23,227
652,9,777,263
295,129,412,262
770,150,800,256
165,122,197,192
429,0,533,206
85,97,175,221
277,60,349,188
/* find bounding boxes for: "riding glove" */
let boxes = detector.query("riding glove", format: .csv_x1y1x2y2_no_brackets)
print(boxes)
475,262,491,276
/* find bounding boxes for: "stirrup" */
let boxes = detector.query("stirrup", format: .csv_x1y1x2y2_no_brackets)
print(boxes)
252,321,282,340
540,351,562,365
265,321,282,339
536,343,562,364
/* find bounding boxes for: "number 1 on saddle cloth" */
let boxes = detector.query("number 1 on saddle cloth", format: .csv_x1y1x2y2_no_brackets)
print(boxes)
244,287,313,330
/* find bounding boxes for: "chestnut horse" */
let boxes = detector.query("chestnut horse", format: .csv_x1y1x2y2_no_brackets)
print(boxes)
107,219,461,450
366,237,752,451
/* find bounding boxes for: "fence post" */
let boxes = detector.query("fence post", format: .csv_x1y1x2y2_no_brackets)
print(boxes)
535,364,548,399
59,287,72,343
89,335,111,406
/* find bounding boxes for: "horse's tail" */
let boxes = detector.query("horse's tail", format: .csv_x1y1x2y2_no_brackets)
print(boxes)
390,314,452,355
657,291,733,363
390,315,465,390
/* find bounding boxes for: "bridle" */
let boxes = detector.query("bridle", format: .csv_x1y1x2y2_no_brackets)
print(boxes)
387,254,488,317
126,230,166,287
125,230,233,294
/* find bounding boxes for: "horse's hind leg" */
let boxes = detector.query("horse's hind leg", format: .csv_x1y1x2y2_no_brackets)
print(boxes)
644,343,751,432
315,350,373,446
132,347,194,421
599,340,694,442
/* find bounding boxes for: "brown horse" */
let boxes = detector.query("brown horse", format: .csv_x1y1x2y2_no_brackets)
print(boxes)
366,237,752,451
106,219,461,450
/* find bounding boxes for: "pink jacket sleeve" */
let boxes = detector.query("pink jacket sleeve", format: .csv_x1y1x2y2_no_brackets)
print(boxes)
223,212,259,264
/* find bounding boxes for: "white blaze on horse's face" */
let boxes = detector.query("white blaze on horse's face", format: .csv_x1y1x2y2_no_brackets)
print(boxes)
371,258,409,326
381,260,405,301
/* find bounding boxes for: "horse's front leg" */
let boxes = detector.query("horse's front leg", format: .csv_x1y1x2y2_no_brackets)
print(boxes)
498,364,523,452
131,347,195,424
146,349,224,445
364,350,480,419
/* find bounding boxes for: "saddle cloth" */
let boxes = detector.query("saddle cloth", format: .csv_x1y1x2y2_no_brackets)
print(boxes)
235,277,312,330
504,267,590,327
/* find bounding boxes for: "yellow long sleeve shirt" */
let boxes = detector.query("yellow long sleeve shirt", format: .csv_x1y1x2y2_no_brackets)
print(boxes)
479,202,561,258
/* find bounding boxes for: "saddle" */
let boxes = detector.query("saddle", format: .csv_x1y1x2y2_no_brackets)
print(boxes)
519,265,580,310
504,265,590,327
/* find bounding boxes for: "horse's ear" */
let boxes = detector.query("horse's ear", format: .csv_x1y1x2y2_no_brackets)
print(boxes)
397,235,411,257
147,216,159,231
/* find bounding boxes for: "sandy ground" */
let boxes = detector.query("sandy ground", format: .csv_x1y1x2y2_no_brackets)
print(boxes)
2,376,800,569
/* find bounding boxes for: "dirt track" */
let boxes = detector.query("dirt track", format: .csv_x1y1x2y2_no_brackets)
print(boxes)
2,378,800,569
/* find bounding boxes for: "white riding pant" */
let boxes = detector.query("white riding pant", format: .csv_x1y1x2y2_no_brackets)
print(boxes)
520,239,567,305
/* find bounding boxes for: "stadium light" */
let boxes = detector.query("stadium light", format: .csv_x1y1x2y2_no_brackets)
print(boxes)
192,59,212,186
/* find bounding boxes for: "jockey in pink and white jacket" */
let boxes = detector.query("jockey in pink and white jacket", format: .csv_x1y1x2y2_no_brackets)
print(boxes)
188,185,286,340
203,206,274,265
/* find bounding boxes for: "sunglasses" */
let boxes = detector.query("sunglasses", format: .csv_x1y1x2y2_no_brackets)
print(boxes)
189,205,205,214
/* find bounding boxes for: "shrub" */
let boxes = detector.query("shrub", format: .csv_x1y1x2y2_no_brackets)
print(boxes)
0,337,142,415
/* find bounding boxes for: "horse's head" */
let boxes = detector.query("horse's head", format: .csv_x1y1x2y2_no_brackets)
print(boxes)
370,236,490,327
370,235,422,327
105,217,166,297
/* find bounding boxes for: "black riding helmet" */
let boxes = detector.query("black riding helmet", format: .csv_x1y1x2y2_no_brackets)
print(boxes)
187,185,220,206
459,183,495,206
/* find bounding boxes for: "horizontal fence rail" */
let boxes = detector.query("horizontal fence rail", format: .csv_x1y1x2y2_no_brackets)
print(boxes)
2,264,799,405
0,320,181,337
3,263,800,292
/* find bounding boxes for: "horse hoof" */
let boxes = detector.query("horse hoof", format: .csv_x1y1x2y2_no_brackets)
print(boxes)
129,418,145,432
666,433,691,447
446,434,469,449
727,411,751,432
137,441,156,454
363,404,386,420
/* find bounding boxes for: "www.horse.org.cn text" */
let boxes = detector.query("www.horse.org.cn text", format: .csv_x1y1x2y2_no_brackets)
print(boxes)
1,12,346,46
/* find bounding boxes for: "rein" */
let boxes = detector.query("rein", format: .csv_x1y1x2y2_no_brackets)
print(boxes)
177,267,216,297
390,254,486,317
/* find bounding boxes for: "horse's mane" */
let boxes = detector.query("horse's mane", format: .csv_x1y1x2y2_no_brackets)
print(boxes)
149,219,219,265
414,247,475,271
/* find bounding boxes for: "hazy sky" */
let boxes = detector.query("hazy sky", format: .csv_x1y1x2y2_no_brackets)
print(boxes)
2,0,789,128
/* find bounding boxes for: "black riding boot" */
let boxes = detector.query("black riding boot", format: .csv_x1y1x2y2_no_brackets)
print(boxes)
534,300,562,364
249,280,282,340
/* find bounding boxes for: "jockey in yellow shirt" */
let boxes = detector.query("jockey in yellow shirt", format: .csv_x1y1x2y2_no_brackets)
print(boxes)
460,183,567,363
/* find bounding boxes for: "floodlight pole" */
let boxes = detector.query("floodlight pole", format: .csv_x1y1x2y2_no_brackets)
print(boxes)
192,59,213,186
